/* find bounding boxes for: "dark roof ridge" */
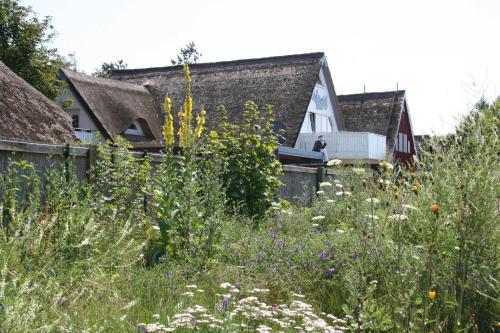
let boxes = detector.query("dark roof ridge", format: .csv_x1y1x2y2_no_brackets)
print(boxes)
61,68,148,92
110,52,325,76
338,90,406,102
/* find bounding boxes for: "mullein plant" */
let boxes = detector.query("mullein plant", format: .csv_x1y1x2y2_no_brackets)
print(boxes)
153,64,223,268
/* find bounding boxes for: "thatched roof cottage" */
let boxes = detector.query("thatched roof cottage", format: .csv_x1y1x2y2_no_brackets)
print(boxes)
110,52,344,148
338,90,416,164
0,61,76,144
58,68,163,149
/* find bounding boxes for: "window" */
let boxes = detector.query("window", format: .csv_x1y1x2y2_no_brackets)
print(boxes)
403,134,408,153
309,113,316,132
398,133,403,152
124,120,145,136
71,114,79,128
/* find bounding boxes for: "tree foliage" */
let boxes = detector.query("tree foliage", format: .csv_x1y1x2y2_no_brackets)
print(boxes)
92,59,127,78
170,41,202,65
0,0,66,99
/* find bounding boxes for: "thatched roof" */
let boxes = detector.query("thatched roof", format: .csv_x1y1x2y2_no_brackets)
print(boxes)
0,61,76,144
110,52,340,146
338,91,406,152
60,68,163,149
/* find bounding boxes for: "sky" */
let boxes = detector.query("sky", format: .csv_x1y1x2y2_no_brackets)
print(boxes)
23,0,500,135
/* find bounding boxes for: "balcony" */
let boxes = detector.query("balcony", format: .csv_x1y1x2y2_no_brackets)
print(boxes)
74,129,97,144
294,131,387,163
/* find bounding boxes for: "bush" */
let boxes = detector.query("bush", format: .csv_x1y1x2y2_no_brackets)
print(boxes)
208,102,283,220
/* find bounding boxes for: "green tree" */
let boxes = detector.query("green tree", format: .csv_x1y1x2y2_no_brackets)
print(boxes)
170,41,202,65
0,0,66,99
92,59,127,78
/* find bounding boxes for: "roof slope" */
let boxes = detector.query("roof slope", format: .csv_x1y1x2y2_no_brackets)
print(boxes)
0,61,76,144
338,90,406,152
60,68,163,148
110,52,327,146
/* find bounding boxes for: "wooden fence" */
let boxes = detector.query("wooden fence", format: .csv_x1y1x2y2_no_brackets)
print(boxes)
0,139,349,205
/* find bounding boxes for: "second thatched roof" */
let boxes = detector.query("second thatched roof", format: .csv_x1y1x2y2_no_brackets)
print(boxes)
60,68,163,149
338,90,406,152
110,52,339,146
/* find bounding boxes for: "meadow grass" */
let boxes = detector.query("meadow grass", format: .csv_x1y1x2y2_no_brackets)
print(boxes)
0,100,498,332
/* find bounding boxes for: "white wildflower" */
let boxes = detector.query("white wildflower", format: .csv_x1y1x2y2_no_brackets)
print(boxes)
311,223,319,227
319,181,332,188
182,291,195,297
402,204,418,210
220,282,233,289
251,288,270,293
311,216,325,221
316,190,325,195
389,214,408,221
327,159,342,166
352,167,365,176
365,198,379,204
185,284,197,289
364,214,379,220
335,191,351,196
79,238,90,246
326,199,334,203
151,225,160,231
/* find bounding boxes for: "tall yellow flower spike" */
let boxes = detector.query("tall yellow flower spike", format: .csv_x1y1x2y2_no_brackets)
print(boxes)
163,96,174,146
176,64,193,148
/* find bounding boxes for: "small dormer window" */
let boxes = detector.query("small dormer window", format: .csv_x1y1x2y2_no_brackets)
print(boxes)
124,120,145,136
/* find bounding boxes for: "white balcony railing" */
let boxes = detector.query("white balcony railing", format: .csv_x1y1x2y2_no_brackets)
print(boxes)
74,129,97,144
295,131,387,161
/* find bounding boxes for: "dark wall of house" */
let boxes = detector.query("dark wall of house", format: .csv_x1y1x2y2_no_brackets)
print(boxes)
393,105,415,165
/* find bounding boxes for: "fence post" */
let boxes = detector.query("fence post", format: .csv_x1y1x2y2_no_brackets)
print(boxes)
316,166,325,193
86,147,96,180
63,143,70,182
142,150,148,211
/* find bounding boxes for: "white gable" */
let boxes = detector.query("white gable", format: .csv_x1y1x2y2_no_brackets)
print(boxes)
299,67,339,134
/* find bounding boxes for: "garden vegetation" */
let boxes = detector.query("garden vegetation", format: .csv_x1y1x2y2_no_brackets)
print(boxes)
0,66,498,332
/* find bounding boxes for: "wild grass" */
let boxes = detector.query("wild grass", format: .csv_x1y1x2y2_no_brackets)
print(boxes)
0,100,498,332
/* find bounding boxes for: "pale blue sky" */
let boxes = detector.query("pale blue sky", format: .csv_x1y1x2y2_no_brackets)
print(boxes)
23,0,500,134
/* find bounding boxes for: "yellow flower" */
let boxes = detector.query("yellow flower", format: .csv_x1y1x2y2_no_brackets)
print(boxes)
380,160,394,172
162,96,174,146
428,290,437,300
194,108,206,139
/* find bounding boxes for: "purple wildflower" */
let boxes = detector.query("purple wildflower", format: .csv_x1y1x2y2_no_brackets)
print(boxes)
320,251,327,260
278,239,285,249
222,298,229,310
326,267,336,278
